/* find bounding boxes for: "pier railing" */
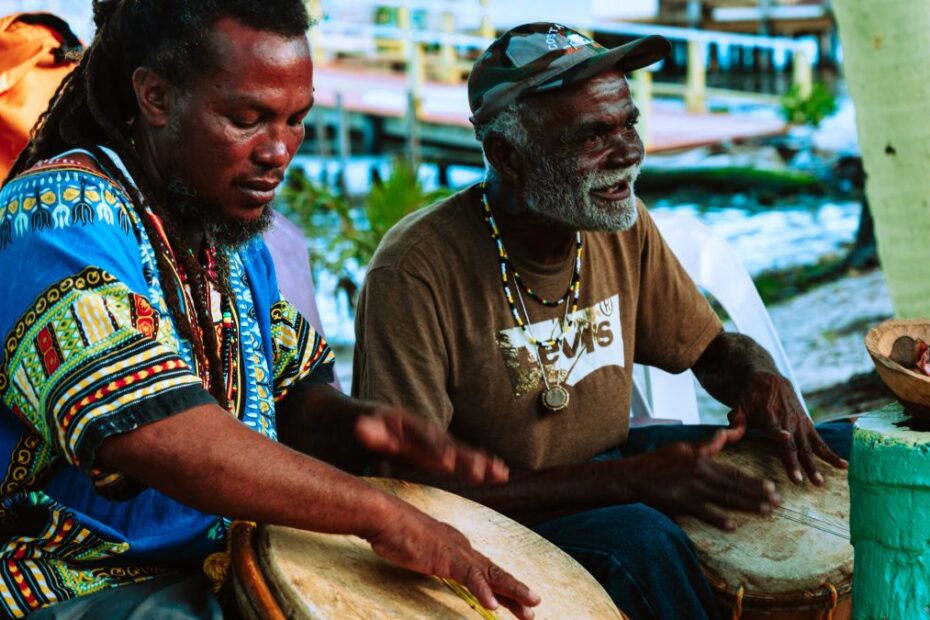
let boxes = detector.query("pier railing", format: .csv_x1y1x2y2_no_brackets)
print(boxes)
307,0,819,118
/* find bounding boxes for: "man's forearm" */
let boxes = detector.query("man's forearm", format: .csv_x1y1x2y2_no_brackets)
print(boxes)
692,332,780,406
97,404,394,539
384,459,637,525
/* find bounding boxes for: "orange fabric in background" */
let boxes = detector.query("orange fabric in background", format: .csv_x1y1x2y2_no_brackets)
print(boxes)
0,13,78,178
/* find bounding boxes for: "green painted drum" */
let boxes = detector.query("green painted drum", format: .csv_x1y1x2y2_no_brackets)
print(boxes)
850,403,930,619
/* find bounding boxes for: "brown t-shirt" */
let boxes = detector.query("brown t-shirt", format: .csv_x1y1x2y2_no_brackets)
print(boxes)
352,185,722,470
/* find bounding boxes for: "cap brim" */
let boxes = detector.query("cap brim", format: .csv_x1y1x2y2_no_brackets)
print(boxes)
470,35,670,126
535,34,671,92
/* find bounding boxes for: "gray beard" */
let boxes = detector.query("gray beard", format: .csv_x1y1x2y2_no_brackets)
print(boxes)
522,154,641,232
167,176,274,249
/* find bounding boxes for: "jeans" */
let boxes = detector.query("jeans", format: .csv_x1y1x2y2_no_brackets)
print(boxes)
531,422,853,620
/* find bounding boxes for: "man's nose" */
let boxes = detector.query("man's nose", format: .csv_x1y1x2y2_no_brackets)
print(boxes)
253,133,291,168
605,132,643,169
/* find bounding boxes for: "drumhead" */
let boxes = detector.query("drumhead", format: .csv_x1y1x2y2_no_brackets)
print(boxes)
255,478,622,619
677,441,853,604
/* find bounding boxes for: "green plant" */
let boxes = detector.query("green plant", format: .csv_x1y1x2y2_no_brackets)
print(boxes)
780,82,838,128
277,158,453,307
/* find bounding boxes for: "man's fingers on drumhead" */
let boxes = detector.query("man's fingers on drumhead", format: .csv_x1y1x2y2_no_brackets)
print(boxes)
484,561,540,607
776,433,804,484
499,599,536,620
713,487,773,515
707,463,779,504
810,432,848,469
695,475,768,514
460,564,498,611
694,504,734,531
796,435,824,485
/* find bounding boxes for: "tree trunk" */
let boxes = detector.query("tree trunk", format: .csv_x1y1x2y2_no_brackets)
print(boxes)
833,0,930,318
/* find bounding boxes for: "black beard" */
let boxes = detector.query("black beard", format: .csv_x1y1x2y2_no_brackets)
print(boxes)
166,176,275,248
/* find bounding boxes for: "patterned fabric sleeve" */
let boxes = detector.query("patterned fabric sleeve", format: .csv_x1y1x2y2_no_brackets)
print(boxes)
270,299,335,401
0,164,213,475
0,268,211,471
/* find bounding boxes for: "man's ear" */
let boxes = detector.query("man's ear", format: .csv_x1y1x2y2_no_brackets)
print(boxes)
131,67,173,128
483,134,524,186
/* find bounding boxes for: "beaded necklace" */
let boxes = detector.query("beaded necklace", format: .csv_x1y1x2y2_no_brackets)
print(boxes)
480,183,585,412
145,210,240,413
479,182,583,348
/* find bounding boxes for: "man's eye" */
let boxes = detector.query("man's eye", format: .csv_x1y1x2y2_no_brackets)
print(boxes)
625,117,640,130
288,112,309,127
231,116,259,129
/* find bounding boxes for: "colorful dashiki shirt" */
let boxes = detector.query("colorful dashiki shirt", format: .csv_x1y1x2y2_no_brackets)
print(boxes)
0,154,334,617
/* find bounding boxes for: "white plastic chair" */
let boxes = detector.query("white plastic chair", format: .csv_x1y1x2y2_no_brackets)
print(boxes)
631,211,808,424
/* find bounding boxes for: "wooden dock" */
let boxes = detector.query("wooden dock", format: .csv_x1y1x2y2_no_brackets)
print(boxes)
312,65,788,160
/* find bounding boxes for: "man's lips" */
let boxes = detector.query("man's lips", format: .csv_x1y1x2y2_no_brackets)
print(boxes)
237,178,281,205
590,180,631,201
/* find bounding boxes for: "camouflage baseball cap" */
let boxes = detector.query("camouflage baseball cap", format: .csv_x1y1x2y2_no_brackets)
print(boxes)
468,22,671,126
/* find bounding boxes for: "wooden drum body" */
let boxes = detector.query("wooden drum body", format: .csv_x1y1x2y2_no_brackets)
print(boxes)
677,442,853,620
231,478,623,619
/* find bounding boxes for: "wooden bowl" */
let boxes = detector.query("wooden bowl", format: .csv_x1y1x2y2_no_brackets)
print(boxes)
865,319,930,421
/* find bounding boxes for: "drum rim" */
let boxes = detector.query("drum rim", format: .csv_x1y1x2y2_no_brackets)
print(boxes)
230,521,287,620
704,565,852,610
244,479,626,619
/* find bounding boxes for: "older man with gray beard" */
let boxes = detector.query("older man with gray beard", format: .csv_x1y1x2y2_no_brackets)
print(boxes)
353,23,850,619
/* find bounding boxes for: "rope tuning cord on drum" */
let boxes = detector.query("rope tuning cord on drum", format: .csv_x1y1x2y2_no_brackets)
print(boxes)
731,584,744,620
823,582,839,620
204,522,251,593
729,581,839,620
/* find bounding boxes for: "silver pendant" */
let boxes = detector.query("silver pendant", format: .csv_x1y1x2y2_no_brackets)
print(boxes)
541,385,570,412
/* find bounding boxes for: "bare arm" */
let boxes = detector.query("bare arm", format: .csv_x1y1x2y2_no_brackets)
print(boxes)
276,382,508,482
385,427,777,529
691,331,777,406
691,331,847,484
99,403,397,534
97,404,539,618
275,386,647,525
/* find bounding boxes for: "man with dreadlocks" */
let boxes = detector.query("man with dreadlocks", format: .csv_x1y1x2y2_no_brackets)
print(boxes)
0,1,541,618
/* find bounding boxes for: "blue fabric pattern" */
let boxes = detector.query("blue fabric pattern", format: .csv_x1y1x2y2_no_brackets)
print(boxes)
0,156,333,617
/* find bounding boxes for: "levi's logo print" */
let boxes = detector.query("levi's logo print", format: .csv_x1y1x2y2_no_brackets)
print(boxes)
496,294,624,397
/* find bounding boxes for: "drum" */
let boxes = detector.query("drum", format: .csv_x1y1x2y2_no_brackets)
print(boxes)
231,477,624,619
677,441,853,620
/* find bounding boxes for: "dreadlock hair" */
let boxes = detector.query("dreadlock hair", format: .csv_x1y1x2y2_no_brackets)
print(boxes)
5,0,311,402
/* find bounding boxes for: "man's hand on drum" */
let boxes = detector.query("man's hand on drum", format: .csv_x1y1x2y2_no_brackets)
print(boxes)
367,496,541,619
622,427,780,531
355,404,510,484
728,371,848,485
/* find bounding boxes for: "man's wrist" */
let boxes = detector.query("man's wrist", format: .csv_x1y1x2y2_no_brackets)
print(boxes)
739,370,787,402
355,487,403,542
